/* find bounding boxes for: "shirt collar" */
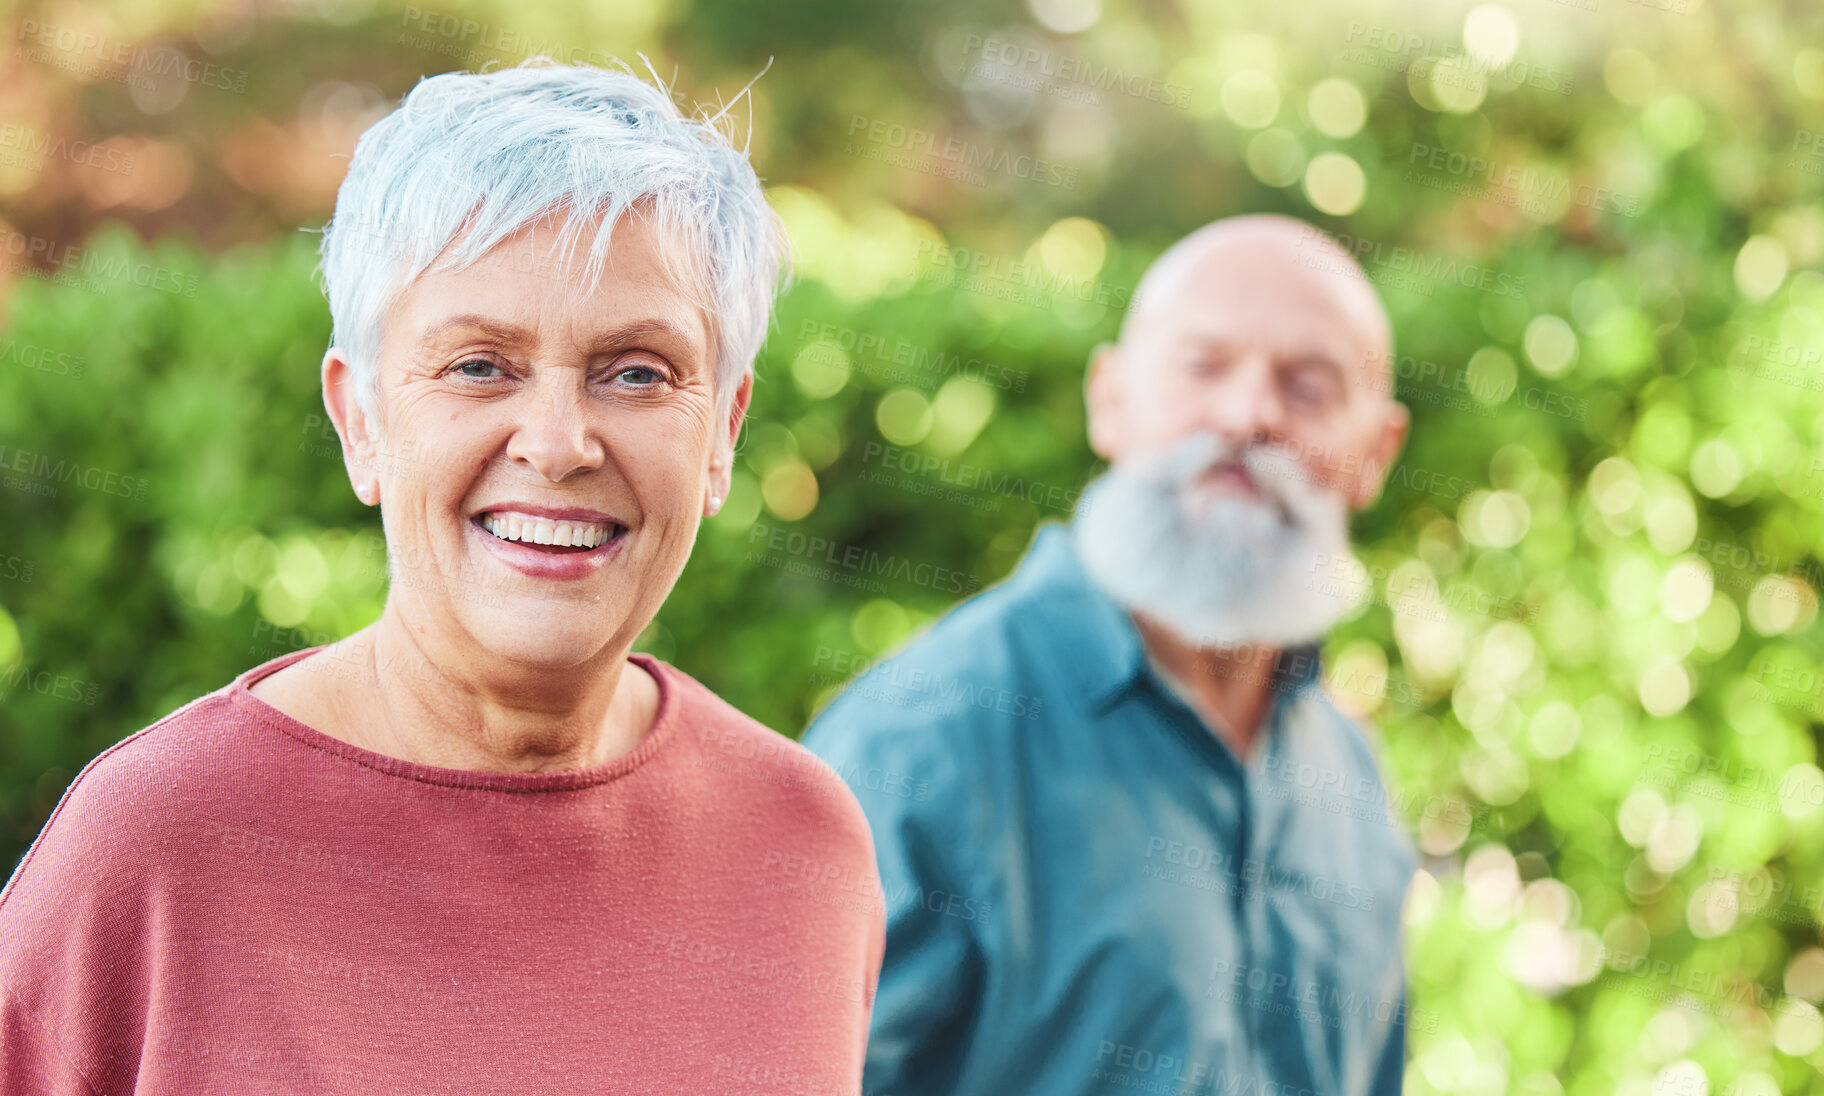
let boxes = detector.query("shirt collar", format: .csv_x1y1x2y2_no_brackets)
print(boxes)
1013,521,1328,716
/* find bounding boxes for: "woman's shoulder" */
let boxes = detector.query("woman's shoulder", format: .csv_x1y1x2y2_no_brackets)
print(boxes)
0,668,284,910
45,687,239,806
641,656,876,852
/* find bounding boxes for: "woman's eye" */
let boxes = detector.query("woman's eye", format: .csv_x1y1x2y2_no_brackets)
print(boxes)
454,359,500,379
617,365,661,386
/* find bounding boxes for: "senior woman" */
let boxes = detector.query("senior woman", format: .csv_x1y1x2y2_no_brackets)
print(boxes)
0,61,883,1093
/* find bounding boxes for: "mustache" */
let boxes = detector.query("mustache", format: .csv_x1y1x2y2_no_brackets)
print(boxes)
1134,433,1322,517
1070,429,1358,648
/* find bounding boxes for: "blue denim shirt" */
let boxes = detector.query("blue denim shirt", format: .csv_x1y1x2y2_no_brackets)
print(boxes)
804,523,1418,1096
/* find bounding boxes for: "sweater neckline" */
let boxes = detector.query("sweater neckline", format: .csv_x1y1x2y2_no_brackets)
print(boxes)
227,644,679,793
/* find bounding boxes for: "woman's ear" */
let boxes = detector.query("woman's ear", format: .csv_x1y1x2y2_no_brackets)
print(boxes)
322,348,382,506
705,370,754,516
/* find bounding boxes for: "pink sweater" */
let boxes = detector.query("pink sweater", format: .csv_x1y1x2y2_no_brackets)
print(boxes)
0,647,885,1094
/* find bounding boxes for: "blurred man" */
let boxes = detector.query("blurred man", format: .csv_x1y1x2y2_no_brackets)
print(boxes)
804,214,1416,1096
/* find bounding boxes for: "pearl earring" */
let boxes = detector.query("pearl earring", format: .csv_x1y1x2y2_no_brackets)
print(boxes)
708,495,722,514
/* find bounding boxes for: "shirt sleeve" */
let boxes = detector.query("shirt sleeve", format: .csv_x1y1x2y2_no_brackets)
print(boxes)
0,741,160,1096
0,979,101,1096
803,703,988,1096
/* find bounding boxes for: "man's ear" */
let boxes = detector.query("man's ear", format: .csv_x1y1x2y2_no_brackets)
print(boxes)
1351,399,1410,510
1085,341,1126,462
322,348,382,506
706,370,754,515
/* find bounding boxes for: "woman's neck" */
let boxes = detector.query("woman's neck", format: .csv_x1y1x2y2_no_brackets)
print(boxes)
255,616,659,773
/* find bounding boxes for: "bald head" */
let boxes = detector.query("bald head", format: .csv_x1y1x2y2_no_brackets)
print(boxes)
1122,214,1393,383
1086,214,1409,512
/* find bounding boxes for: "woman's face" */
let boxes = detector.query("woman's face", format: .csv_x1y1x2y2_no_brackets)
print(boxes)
326,211,742,674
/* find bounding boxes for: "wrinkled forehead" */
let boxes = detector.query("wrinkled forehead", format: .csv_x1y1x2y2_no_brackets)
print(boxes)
437,204,713,306
389,206,717,348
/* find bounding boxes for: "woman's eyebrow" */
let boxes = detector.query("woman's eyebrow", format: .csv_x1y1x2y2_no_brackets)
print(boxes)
416,313,527,350
416,315,702,356
583,317,701,355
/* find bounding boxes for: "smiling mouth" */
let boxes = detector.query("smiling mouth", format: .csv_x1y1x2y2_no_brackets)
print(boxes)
476,512,626,553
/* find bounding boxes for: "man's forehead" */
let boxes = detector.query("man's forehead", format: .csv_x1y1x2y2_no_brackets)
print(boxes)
1129,222,1391,350
1142,297,1382,371
1162,314,1360,354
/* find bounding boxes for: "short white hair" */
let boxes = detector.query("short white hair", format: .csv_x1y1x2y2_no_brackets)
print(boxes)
316,58,788,420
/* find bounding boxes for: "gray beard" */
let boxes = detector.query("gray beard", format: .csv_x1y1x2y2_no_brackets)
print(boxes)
1071,432,1363,648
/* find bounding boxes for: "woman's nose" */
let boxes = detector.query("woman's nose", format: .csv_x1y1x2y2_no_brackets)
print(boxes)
503,381,605,482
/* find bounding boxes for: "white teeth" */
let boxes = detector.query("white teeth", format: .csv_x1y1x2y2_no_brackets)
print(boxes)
480,512,615,549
